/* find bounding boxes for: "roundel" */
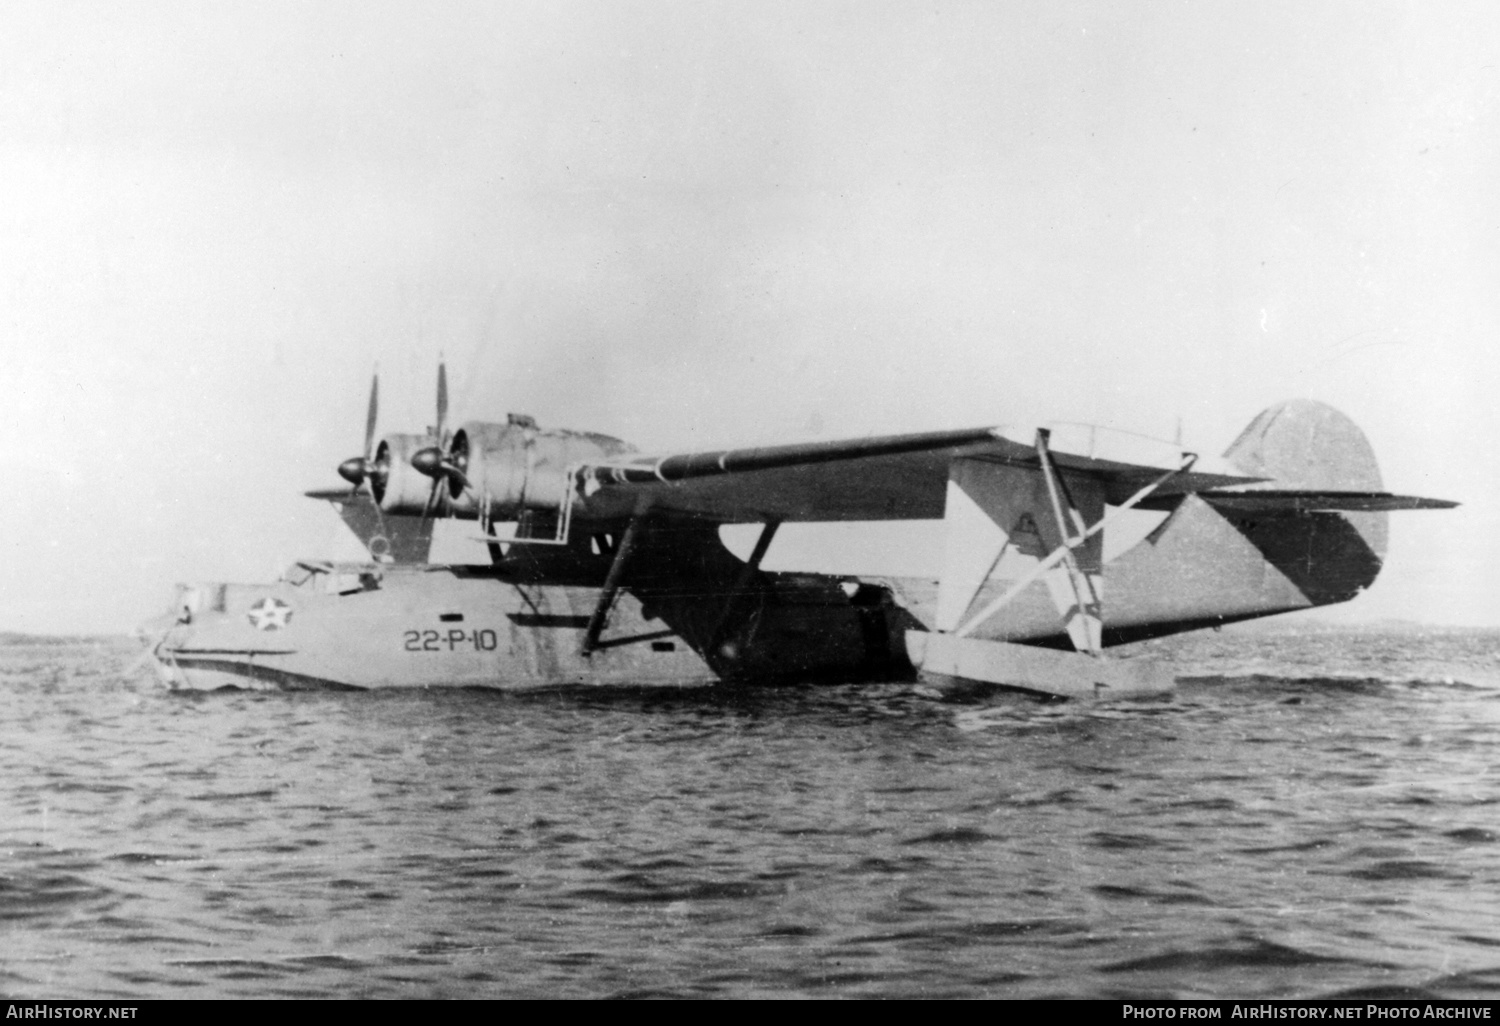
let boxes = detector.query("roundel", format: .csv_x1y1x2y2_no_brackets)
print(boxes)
247,597,294,631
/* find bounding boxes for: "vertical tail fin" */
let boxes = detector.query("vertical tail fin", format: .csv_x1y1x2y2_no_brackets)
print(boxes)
1103,400,1399,641
1220,399,1388,563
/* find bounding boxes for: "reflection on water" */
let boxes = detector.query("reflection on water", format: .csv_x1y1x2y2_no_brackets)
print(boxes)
2,626,1499,998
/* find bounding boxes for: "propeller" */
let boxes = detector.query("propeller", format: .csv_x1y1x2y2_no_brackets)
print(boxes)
336,369,382,497
412,358,472,521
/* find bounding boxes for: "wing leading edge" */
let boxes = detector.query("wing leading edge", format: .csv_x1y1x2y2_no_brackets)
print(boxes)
576,425,1265,523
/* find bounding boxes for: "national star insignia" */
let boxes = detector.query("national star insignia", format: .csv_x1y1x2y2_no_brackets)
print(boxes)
247,597,293,631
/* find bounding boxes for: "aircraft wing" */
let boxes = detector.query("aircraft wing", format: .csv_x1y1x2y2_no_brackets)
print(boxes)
576,425,1265,523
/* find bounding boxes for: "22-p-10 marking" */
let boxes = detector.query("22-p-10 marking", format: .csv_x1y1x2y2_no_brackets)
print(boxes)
403,629,499,652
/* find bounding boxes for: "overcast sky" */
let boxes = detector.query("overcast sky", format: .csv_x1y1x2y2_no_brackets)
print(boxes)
1,1,1495,633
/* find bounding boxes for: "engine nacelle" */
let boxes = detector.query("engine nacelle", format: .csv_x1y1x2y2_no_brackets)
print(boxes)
445,418,635,521
372,433,442,515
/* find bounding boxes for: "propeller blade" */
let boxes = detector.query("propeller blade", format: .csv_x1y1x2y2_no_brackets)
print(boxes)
415,360,464,526
417,458,454,526
421,476,442,523
363,369,380,460
444,464,472,492
339,367,381,499
436,358,448,444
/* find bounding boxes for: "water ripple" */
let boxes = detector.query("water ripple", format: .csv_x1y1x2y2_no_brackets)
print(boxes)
1,628,1498,997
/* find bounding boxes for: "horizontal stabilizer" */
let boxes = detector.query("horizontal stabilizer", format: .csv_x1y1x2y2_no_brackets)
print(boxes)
1197,490,1459,514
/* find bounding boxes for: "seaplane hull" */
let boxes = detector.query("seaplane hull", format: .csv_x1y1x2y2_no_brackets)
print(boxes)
144,560,918,692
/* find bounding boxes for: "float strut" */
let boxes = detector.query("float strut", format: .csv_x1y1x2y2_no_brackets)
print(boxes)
580,502,650,657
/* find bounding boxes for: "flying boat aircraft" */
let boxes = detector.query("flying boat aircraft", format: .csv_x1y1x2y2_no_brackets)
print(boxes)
141,365,1456,699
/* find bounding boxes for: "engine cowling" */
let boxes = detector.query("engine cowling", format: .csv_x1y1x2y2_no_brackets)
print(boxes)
371,433,441,515
441,418,636,521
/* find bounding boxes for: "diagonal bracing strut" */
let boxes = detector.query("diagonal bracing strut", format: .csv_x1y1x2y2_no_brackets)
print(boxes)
953,449,1198,640
1034,428,1105,654
580,498,652,657
706,519,780,656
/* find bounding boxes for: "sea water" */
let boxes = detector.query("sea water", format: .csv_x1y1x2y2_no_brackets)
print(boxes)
2,623,1498,999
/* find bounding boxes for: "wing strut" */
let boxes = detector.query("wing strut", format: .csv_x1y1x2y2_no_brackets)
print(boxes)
1035,428,1105,655
953,449,1197,640
706,520,780,657
580,499,651,657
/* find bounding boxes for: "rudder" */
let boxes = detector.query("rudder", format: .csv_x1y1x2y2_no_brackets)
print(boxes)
1221,399,1388,562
